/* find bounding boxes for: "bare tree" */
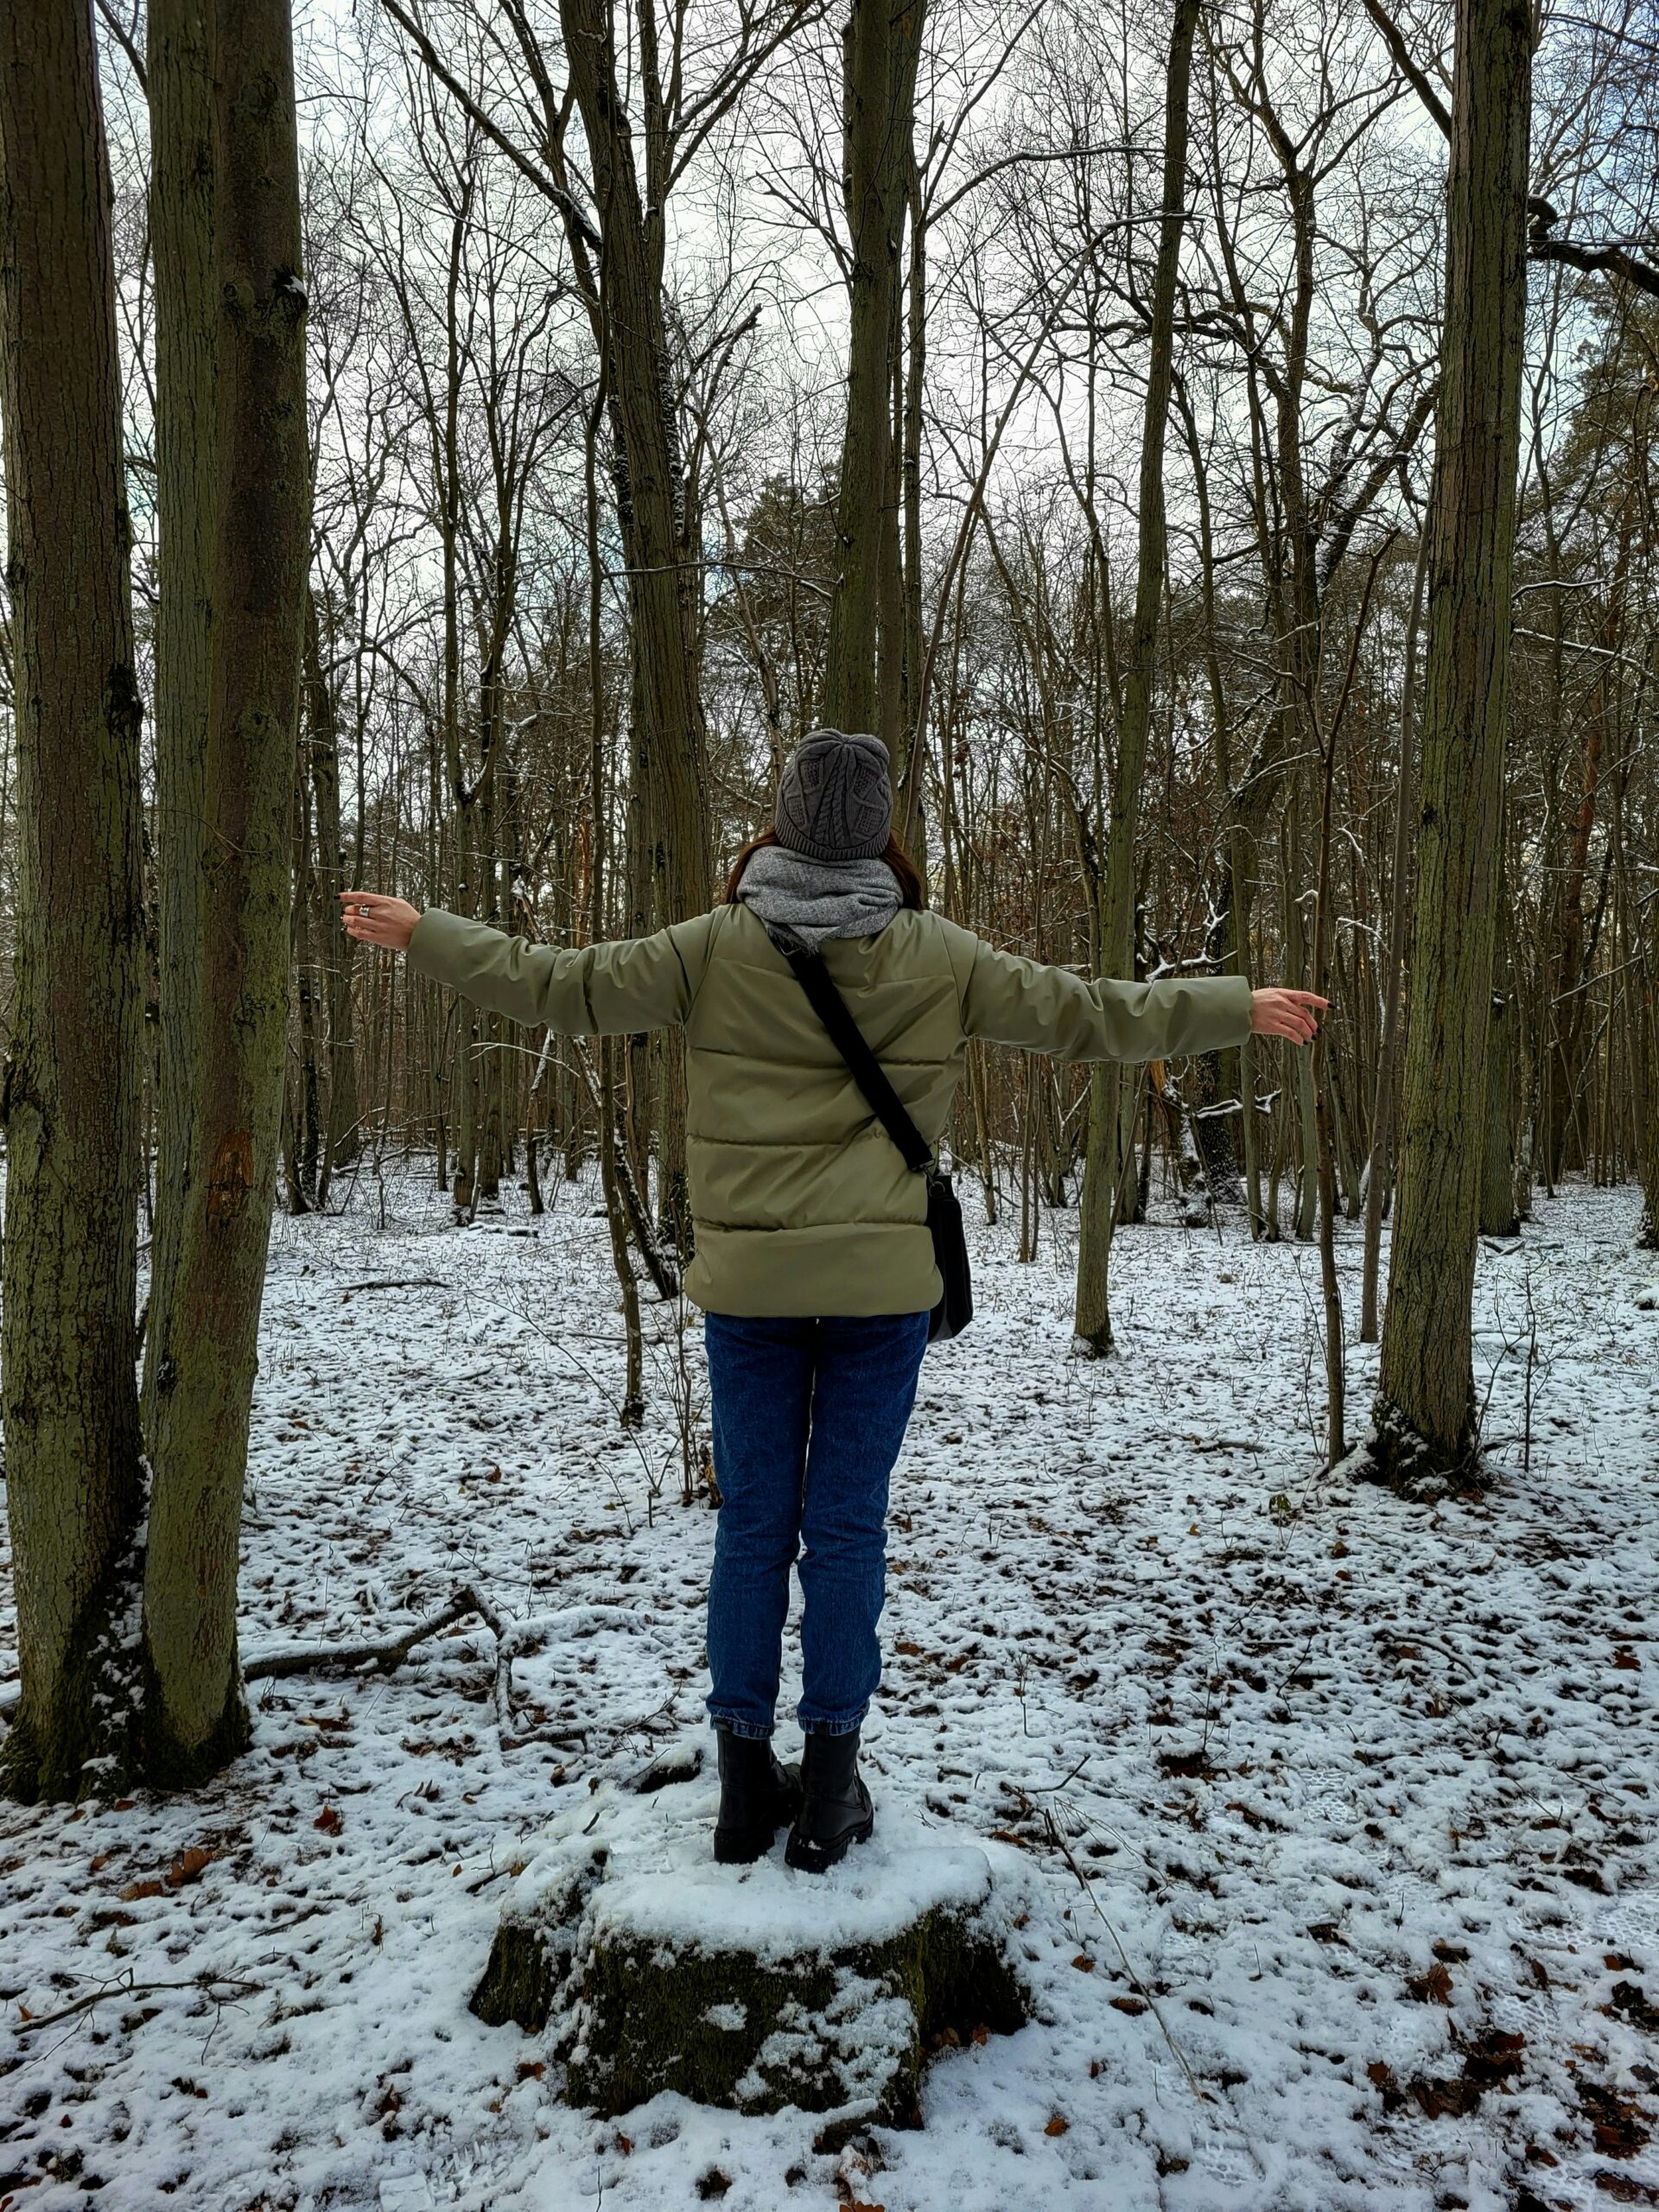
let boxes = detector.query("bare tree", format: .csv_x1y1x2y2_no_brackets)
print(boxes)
0,0,147,1801
142,0,312,1778
1370,0,1533,1482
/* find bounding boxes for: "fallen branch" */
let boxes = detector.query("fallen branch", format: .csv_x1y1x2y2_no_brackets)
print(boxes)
16,1970,264,2034
244,1586,499,1682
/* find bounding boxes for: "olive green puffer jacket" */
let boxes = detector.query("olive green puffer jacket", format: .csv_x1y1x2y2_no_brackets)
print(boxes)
409,902,1253,1317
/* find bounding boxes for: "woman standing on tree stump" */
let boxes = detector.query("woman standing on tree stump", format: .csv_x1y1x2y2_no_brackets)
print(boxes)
345,729,1323,1872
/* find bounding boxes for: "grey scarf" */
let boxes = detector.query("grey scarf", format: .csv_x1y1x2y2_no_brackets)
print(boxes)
736,842,902,953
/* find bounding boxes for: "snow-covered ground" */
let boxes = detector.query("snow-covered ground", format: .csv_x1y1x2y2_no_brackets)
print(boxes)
3,1163,1656,2211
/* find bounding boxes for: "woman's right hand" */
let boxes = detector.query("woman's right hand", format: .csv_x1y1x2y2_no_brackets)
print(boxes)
341,891,421,952
1250,987,1328,1045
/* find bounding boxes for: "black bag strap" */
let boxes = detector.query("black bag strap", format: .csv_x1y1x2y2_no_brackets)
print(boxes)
785,947,933,1177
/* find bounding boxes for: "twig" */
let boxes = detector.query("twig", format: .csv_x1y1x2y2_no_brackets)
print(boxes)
16,1970,263,2034
1039,1806,1211,2105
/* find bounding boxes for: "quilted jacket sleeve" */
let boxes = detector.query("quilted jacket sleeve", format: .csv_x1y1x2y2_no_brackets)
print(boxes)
407,906,722,1034
937,918,1253,1065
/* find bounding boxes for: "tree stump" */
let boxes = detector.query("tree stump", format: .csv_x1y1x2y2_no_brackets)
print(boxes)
472,1753,1034,2122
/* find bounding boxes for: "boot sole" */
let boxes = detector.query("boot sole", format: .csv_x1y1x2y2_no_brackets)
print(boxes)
714,1818,782,1866
785,1813,874,1874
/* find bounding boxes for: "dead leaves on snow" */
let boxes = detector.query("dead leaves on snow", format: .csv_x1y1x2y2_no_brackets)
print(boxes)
1367,2024,1527,2120
117,1845,217,1902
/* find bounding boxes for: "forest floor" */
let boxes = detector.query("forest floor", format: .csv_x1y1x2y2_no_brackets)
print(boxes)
2,1163,1657,2212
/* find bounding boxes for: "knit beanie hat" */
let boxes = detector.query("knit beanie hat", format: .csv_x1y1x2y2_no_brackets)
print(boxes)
774,728,893,862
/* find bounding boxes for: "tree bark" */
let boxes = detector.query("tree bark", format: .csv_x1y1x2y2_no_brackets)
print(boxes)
819,0,924,740
304,589,360,1193
1371,0,1532,1480
0,0,147,1802
142,0,312,1780
560,0,710,926
1361,532,1429,1340
1073,0,1198,1353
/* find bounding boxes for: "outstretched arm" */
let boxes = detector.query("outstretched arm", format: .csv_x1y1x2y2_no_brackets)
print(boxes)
946,923,1325,1062
340,893,718,1035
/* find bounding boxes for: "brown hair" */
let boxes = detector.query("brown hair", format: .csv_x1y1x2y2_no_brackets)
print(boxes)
723,826,927,912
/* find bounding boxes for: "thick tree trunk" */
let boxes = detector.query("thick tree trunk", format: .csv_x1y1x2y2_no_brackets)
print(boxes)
0,0,147,1802
142,0,312,1781
143,0,217,1428
819,0,924,740
1371,0,1532,1481
1073,0,1198,1353
560,0,710,926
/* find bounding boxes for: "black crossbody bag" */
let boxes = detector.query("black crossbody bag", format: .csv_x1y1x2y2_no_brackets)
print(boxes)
785,947,973,1344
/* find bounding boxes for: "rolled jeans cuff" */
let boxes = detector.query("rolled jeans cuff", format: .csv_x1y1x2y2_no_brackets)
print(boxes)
797,1702,868,1738
708,1707,773,1742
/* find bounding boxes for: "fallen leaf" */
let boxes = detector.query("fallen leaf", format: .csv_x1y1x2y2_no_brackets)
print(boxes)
118,1878,165,1901
1580,2080,1653,2160
1045,2113,1069,2137
314,1805,343,1834
1110,1996,1147,2016
1071,1954,1095,1973
1593,2171,1659,2202
1406,1962,1454,2005
167,1847,215,1887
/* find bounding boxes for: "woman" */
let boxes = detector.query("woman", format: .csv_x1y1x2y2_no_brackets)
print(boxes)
343,728,1325,1874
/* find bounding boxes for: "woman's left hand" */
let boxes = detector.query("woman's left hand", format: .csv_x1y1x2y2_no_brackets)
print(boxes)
340,891,421,951
1250,987,1329,1045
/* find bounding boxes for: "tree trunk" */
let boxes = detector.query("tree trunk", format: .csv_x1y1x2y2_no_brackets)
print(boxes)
1073,0,1198,1353
1481,842,1522,1236
143,0,218,1430
1371,0,1532,1481
0,0,147,1802
303,590,359,1193
1640,976,1659,1250
1361,532,1429,1340
560,0,710,927
819,0,924,739
142,0,312,1781
292,747,322,1210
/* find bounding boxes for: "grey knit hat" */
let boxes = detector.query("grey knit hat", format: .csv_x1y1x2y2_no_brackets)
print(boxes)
774,728,893,862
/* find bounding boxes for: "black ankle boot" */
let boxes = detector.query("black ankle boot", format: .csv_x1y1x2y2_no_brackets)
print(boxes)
785,1728,874,1873
713,1730,802,1865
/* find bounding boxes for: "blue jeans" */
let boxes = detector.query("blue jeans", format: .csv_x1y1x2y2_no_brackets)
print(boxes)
703,1311,930,1740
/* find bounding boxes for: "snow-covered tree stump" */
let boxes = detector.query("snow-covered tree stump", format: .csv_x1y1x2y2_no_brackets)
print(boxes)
472,1752,1033,2121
